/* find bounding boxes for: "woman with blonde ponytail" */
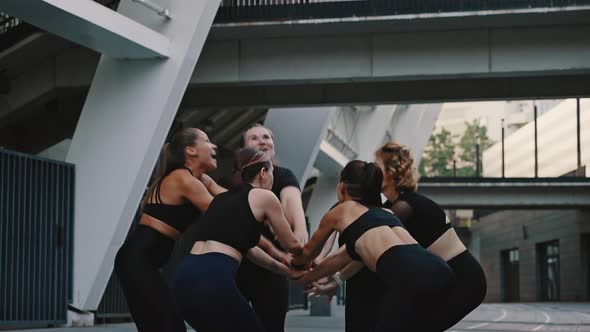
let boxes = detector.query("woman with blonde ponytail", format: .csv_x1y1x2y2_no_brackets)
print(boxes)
114,128,223,332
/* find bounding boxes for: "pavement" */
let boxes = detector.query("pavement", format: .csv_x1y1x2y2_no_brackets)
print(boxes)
4,303,590,332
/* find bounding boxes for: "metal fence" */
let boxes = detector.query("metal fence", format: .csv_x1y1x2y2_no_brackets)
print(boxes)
0,148,75,327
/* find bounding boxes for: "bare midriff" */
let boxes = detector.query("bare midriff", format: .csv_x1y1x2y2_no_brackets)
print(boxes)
427,228,467,262
354,225,418,272
190,240,243,264
139,214,181,240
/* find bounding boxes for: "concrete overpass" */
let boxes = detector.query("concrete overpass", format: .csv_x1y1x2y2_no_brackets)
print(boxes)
418,177,590,209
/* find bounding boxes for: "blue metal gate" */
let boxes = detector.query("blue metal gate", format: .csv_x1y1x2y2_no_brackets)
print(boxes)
0,148,74,327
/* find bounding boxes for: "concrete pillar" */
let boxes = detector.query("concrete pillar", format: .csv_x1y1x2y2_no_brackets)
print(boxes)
264,107,334,185
390,104,442,165
305,175,339,234
356,106,396,161
65,0,221,310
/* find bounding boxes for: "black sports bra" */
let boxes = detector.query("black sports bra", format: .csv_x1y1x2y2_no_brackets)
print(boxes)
143,167,201,233
194,184,265,254
340,208,404,261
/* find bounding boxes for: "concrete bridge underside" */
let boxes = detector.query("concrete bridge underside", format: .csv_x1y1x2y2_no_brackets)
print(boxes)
418,178,590,209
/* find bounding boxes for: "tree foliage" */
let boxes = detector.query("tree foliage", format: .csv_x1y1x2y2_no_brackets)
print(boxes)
420,120,494,177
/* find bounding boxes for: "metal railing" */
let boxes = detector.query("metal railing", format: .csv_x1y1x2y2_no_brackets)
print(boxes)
1,0,590,51
215,0,590,22
0,149,75,327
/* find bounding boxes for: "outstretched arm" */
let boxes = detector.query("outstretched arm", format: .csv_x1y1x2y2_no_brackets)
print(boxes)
300,246,352,285
313,231,337,265
200,173,227,196
257,235,291,266
291,209,338,268
261,191,303,255
247,246,303,279
280,186,308,245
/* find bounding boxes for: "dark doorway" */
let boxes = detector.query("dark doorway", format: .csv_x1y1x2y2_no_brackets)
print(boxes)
583,234,590,300
537,240,560,301
501,248,520,302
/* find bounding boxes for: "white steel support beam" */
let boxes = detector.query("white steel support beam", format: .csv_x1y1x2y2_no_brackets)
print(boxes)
0,0,170,58
264,107,334,186
66,0,220,310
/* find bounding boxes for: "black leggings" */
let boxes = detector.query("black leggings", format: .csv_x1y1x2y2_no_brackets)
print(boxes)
374,244,454,332
114,225,186,332
345,267,383,332
236,258,289,332
425,250,487,331
172,253,265,332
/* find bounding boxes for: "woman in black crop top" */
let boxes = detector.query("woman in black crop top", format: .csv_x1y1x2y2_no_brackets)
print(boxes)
114,128,224,332
235,124,308,332
291,160,454,332
376,141,487,331
171,147,303,332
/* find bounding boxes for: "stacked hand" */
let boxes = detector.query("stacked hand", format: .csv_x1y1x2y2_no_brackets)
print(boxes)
305,278,339,302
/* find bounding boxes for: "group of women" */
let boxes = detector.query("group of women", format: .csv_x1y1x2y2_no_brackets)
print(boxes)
113,124,487,332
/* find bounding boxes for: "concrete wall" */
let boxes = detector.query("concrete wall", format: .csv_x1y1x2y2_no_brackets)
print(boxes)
471,209,590,302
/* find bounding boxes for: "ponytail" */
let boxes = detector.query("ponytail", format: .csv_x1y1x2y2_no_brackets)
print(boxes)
142,143,171,207
340,160,383,207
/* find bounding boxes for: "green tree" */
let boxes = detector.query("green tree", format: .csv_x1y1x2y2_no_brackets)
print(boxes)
420,128,456,177
457,120,494,176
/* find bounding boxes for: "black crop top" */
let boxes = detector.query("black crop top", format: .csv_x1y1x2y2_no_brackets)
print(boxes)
384,191,451,248
194,184,265,253
216,166,299,251
340,208,404,261
143,168,200,233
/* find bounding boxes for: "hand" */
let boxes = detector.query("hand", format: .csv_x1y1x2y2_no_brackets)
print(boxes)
288,268,307,281
305,280,338,301
294,228,309,246
290,256,310,271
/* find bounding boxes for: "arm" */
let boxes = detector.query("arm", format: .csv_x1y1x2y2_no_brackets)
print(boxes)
291,209,338,268
280,186,308,244
257,235,290,266
305,254,364,299
247,246,303,279
179,174,215,212
261,191,303,255
199,173,227,196
300,246,352,285
313,231,337,265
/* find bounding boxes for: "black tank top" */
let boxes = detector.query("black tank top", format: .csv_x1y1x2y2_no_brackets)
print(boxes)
340,208,404,261
143,168,200,233
194,184,264,253
384,191,451,248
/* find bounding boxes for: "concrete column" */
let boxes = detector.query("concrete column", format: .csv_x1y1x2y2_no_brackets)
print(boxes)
66,0,221,310
305,175,339,234
356,106,396,161
264,107,334,185
390,104,442,165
